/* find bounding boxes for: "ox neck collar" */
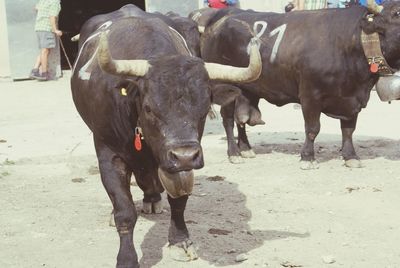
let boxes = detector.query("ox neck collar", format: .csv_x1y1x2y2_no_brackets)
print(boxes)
361,30,394,76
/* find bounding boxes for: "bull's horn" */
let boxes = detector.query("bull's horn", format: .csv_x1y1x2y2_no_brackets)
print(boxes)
366,0,383,14
71,34,80,42
97,32,151,77
204,37,262,83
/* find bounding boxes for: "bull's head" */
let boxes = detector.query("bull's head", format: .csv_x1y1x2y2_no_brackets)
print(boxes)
97,32,261,198
363,0,400,70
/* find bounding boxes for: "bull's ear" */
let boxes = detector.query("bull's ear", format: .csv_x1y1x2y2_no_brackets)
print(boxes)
361,14,386,34
210,83,242,106
114,79,139,96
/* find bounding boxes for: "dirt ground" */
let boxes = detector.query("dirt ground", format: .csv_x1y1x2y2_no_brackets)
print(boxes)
1,73,400,268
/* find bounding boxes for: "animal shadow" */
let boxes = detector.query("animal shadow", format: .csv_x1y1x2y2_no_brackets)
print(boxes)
138,175,309,267
249,131,400,163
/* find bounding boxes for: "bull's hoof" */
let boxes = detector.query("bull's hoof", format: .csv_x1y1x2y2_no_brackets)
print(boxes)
229,155,244,164
166,240,198,262
153,200,163,214
300,160,319,170
344,159,363,168
240,149,256,158
142,200,163,214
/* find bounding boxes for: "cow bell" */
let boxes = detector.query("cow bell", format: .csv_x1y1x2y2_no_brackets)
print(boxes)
376,71,400,102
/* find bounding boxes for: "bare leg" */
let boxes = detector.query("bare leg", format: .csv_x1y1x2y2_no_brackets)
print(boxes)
40,48,50,73
34,54,41,69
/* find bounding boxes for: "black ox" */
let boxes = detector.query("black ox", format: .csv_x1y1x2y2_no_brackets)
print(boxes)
70,7,262,268
75,4,201,57
201,1,400,169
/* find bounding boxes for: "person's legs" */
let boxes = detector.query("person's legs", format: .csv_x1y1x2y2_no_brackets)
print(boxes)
29,55,41,78
34,54,41,70
31,31,55,80
40,48,50,73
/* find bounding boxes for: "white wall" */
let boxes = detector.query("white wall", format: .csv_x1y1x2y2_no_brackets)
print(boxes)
0,0,11,78
239,0,288,13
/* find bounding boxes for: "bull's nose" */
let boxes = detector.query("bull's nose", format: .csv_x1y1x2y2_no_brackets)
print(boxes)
168,145,203,170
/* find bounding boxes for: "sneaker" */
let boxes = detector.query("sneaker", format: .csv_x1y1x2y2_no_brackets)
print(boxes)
29,68,40,79
35,72,50,81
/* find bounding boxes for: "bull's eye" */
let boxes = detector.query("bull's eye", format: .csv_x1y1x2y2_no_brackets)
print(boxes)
144,105,151,113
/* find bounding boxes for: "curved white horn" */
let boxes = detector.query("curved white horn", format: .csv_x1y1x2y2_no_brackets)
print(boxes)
97,32,151,77
204,37,262,83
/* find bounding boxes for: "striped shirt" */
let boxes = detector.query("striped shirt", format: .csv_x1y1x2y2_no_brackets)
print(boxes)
34,0,61,32
304,0,327,10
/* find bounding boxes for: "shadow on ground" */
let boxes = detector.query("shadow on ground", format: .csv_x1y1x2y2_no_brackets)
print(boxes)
242,131,400,163
138,175,309,267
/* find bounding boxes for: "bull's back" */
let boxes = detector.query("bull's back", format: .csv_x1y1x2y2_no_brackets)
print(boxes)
203,7,368,104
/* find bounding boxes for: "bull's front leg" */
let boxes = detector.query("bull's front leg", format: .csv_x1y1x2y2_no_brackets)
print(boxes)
94,137,139,268
167,195,198,261
341,115,362,168
300,100,321,170
221,104,244,164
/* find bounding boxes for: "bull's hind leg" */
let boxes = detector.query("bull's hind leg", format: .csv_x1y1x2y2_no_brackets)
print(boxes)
166,194,198,261
237,123,256,158
341,115,362,168
94,137,139,268
300,100,321,170
133,168,164,214
221,103,244,164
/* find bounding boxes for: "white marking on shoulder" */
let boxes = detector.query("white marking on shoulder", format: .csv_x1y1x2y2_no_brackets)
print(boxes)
78,46,100,80
72,20,113,76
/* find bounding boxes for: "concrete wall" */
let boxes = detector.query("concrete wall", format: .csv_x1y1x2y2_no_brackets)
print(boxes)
0,0,11,78
146,0,199,16
239,0,288,13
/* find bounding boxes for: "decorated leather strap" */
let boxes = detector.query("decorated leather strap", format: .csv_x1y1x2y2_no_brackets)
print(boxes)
361,30,394,76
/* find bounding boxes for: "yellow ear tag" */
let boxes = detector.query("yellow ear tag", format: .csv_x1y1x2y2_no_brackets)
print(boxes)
121,87,127,96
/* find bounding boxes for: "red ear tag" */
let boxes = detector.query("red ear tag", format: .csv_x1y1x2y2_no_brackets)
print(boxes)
134,133,142,151
134,127,143,151
370,63,379,73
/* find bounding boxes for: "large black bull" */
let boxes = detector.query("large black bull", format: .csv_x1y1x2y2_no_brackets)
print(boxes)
201,1,400,169
70,9,261,268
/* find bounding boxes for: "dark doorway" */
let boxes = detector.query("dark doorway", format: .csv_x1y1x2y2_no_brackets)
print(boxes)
58,0,146,69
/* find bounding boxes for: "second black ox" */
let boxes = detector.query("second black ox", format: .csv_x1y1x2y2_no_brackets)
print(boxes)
201,1,400,169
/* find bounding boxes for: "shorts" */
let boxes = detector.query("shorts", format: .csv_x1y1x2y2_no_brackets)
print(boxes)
36,31,56,49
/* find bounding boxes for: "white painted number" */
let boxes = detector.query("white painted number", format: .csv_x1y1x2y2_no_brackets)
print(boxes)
268,24,287,63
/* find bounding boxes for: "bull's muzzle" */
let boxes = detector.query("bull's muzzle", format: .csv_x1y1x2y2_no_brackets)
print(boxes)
167,145,203,170
158,168,194,199
158,144,203,198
